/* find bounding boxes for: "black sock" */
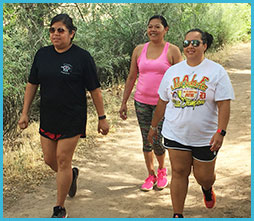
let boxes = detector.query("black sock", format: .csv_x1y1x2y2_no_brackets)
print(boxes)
173,213,184,218
202,186,212,201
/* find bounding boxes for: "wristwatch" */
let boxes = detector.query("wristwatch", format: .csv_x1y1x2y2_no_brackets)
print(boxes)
150,125,158,131
98,115,106,120
217,129,226,136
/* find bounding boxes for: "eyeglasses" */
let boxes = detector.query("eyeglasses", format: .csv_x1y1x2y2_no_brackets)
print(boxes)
49,27,66,34
183,40,201,48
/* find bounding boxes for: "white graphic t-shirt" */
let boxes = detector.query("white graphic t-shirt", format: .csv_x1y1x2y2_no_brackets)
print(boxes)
158,58,235,146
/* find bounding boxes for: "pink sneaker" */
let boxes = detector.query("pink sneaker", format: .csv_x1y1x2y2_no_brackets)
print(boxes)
141,174,157,191
157,168,168,189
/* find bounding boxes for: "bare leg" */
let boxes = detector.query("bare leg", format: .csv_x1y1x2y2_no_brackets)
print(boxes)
193,159,216,190
155,153,166,170
143,151,155,175
56,135,80,207
168,149,192,214
41,136,58,172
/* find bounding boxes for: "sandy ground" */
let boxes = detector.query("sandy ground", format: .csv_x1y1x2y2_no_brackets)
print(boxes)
3,42,251,218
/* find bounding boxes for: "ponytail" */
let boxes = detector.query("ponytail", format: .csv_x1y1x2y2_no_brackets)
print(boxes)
185,28,214,52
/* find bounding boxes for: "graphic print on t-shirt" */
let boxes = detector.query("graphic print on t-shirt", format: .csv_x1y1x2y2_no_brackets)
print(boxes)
171,74,209,109
61,63,73,75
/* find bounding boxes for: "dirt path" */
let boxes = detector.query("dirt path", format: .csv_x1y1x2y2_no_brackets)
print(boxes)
3,42,251,218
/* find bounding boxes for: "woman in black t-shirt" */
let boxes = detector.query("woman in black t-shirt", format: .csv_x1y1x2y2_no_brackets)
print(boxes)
18,14,109,218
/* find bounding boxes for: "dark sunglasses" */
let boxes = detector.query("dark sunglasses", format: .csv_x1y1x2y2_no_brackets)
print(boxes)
49,27,66,34
183,40,201,48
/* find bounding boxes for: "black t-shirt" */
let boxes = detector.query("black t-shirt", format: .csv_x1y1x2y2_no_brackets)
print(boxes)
29,44,100,137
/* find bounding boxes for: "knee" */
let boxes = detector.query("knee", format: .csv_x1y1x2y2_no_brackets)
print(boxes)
57,153,71,170
172,166,191,179
143,145,152,153
194,174,215,186
153,144,165,156
44,156,57,172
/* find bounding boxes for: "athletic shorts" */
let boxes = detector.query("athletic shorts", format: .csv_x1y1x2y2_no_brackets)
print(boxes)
134,100,165,156
163,138,218,162
39,128,81,141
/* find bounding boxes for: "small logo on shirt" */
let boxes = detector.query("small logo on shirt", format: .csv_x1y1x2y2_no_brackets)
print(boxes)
61,63,72,75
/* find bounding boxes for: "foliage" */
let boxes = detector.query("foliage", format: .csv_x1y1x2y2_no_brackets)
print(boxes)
3,3,251,138
3,3,60,137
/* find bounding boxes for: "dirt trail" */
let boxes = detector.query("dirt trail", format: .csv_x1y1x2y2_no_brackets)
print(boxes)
3,42,251,218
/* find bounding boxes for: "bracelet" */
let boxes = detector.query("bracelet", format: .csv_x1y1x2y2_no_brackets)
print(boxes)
217,129,226,136
150,125,157,131
98,115,106,120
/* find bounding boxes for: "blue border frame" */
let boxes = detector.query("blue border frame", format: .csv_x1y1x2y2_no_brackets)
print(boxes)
1,0,252,2
251,2,253,219
1,1,252,221
1,0,252,3
0,1,3,219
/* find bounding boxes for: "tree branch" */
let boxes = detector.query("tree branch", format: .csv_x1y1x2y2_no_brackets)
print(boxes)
74,3,85,22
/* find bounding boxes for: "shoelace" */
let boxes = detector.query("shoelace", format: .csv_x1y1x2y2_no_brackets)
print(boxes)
157,170,166,178
145,175,156,182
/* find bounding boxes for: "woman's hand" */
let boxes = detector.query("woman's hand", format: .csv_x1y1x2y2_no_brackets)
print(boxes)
148,128,158,145
18,83,38,130
209,133,224,151
98,119,109,135
119,103,128,120
18,114,29,129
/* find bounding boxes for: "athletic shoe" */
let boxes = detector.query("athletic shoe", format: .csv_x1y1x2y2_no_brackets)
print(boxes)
141,174,157,191
51,206,68,218
173,213,184,218
202,186,216,208
157,168,168,189
68,167,79,198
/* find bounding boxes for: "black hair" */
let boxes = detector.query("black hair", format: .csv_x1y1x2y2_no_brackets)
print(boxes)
50,14,77,41
185,28,214,52
148,15,168,28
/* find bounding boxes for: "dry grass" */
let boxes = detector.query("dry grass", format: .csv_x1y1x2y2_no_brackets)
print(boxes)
3,123,55,209
3,44,233,208
205,44,232,65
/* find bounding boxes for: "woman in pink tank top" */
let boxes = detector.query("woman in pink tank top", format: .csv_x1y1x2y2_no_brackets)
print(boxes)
119,15,183,191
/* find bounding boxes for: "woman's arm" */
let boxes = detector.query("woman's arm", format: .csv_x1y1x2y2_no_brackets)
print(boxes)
210,99,231,151
89,88,109,135
18,83,39,129
119,45,141,120
147,98,168,144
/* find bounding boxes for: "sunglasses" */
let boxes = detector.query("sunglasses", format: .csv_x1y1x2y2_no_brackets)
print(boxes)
183,40,201,48
49,27,66,34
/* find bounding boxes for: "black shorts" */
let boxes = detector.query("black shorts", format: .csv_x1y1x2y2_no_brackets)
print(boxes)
39,128,82,141
163,138,218,162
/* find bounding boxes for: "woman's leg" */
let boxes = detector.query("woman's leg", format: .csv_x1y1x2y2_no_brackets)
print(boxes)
153,116,165,170
193,159,216,208
193,159,216,190
135,101,155,176
168,149,192,214
155,153,165,170
153,118,167,189
55,135,80,207
143,151,156,175
41,136,58,172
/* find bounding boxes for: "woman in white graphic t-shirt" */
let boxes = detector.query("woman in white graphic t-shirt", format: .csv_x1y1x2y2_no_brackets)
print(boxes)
148,28,235,218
